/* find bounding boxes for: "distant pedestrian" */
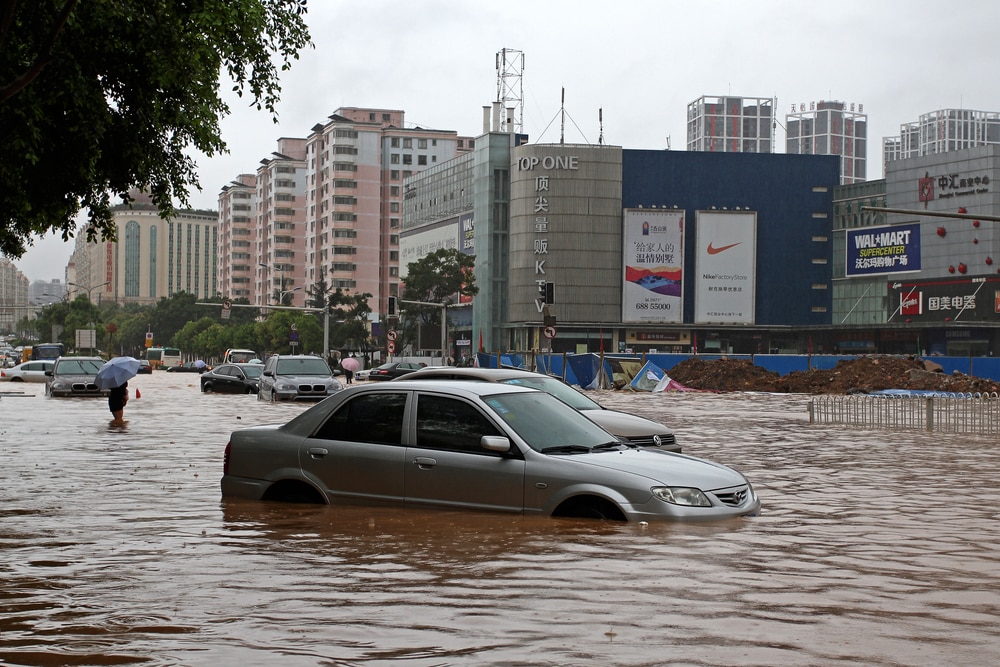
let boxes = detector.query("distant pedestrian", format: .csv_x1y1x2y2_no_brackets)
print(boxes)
109,381,128,425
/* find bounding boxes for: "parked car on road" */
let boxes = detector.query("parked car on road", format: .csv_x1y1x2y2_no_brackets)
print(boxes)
45,356,109,397
137,360,153,374
257,354,343,401
221,380,759,521
366,361,426,381
1,359,55,382
402,367,681,452
201,363,264,394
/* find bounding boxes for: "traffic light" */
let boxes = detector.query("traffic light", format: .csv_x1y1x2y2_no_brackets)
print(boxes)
388,295,397,316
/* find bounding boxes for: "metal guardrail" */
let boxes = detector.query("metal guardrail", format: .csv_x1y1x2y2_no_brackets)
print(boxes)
808,392,1000,434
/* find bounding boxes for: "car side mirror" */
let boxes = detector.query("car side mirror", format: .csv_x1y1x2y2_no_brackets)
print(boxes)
263,370,273,376
480,435,511,453
45,370,52,376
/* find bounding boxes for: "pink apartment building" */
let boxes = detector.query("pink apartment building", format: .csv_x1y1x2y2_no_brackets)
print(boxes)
218,107,472,316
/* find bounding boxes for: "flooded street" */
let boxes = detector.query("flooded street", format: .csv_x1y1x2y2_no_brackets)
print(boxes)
2,372,999,666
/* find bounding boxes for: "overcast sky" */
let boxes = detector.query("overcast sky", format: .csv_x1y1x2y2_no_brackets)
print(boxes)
16,0,1000,282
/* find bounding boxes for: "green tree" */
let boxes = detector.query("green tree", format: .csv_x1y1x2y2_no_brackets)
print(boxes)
0,0,311,258
398,249,477,351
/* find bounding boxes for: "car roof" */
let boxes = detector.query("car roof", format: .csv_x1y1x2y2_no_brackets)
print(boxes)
406,367,547,381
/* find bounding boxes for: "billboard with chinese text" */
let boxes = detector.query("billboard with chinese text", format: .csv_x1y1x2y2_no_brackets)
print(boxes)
887,275,1000,323
847,223,921,277
622,209,684,323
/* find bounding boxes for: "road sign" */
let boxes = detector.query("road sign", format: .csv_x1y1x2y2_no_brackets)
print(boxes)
222,298,232,310
387,341,396,354
387,329,398,341
543,325,557,339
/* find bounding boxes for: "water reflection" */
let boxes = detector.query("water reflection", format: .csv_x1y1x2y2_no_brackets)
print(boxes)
1,375,999,665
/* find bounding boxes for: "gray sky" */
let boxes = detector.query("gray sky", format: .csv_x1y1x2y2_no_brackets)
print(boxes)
16,0,1000,282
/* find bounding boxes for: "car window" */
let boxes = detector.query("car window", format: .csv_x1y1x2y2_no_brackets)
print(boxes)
276,358,331,376
483,391,614,452
56,359,102,375
415,394,503,453
242,366,263,379
499,376,601,411
313,392,407,445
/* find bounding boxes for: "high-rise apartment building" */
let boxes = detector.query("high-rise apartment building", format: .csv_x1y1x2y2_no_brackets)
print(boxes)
786,100,867,184
217,174,257,302
257,138,307,306
687,95,775,153
884,108,1000,172
0,258,30,332
217,108,473,315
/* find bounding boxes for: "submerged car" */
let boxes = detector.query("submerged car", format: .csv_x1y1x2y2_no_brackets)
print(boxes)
45,356,109,397
222,381,759,522
201,363,265,394
367,361,426,381
1,359,54,382
258,354,343,401
402,367,680,452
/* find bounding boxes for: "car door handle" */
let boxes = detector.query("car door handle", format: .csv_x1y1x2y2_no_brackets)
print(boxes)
307,447,329,458
413,456,437,469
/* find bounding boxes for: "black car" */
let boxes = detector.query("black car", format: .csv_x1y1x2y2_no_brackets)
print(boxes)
200,363,264,394
366,361,426,381
167,361,208,373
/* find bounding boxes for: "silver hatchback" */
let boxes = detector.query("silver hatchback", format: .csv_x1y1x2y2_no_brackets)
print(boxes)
222,381,759,522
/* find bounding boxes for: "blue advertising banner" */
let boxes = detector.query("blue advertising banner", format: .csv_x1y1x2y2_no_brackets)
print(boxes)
846,223,921,277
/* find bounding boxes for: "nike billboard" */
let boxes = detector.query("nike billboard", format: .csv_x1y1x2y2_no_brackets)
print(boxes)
622,208,684,323
694,210,756,324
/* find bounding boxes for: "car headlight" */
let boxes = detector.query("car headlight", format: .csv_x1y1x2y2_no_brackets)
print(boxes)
275,381,295,391
652,486,713,507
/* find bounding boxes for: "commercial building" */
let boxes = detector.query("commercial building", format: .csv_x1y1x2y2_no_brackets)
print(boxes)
786,100,867,184
67,192,218,305
883,108,1000,175
833,144,1000,356
404,113,1000,359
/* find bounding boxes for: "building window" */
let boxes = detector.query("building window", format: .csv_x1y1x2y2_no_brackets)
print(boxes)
418,155,427,165
391,170,400,180
125,220,140,297
403,138,412,148
418,138,427,149
391,154,400,164
402,154,412,165
391,137,400,147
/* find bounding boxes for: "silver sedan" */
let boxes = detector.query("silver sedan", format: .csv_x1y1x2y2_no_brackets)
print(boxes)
221,380,760,522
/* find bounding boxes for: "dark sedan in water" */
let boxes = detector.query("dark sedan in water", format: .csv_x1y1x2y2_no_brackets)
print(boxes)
201,363,265,394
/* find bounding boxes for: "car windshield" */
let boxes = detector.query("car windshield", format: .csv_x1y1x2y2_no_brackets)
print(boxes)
56,359,103,375
483,391,616,453
275,358,331,376
498,376,602,411
241,365,263,378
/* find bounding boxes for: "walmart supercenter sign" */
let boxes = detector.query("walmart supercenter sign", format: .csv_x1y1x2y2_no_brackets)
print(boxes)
846,223,921,277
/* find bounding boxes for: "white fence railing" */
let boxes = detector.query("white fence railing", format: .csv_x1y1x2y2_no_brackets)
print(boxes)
808,392,1000,435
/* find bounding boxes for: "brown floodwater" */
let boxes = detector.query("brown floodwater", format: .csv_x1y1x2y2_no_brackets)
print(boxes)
1,372,998,666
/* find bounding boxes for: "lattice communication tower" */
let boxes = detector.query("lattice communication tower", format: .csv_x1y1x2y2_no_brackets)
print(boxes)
496,48,524,134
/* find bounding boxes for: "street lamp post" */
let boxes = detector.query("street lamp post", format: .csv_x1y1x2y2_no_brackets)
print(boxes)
279,286,302,305
67,281,111,303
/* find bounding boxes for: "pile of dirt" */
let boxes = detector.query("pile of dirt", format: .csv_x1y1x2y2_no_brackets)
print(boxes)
664,356,1000,395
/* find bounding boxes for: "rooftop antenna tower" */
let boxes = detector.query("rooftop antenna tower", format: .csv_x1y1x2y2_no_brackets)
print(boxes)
495,48,524,133
598,107,604,145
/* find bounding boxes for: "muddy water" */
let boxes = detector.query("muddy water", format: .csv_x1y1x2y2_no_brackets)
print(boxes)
1,374,998,666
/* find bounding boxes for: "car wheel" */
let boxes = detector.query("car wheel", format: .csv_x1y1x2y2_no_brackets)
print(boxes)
10,377,22,382
202,383,211,392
